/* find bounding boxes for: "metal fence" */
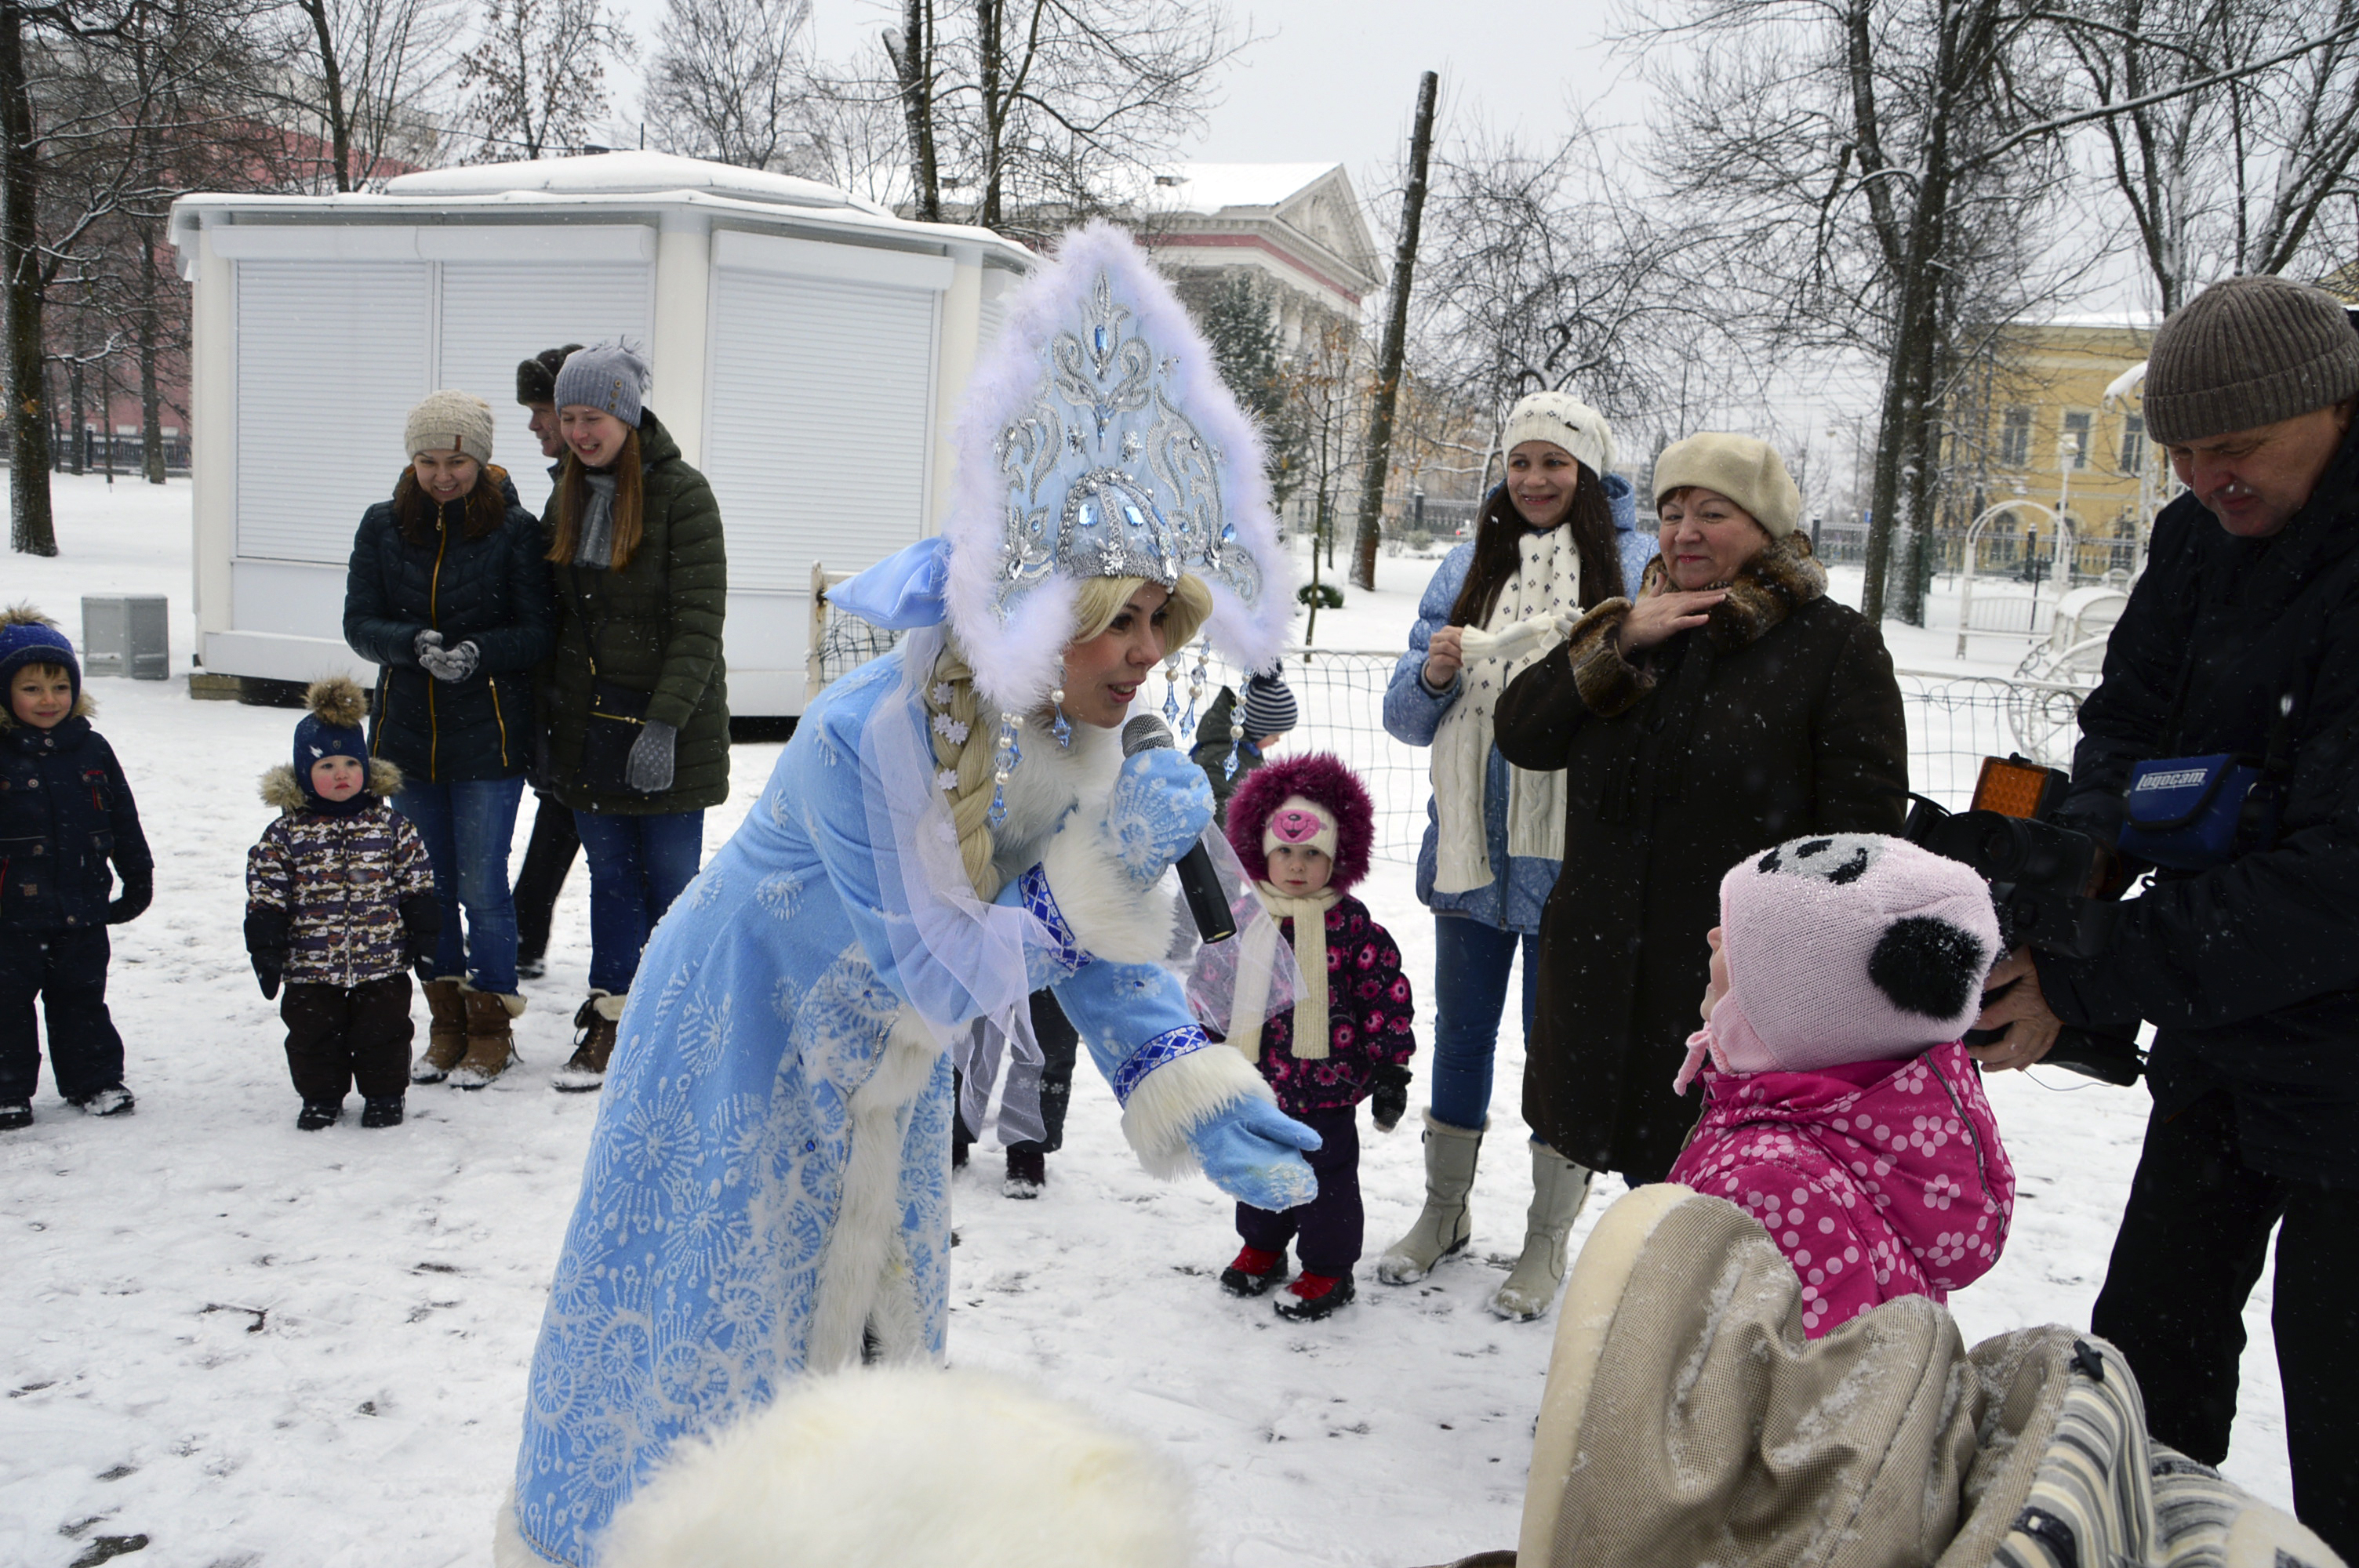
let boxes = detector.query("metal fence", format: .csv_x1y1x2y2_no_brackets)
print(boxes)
1812,523,2138,586
809,587,2092,867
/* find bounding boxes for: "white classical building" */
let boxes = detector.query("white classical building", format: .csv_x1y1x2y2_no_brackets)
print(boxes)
169,152,1032,716
1125,163,1383,350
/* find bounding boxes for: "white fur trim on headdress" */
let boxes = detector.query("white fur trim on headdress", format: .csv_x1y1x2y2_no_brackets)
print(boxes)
942,222,1296,714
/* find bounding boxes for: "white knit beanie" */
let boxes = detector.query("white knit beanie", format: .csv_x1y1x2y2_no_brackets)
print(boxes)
404,389,495,466
1652,432,1804,539
1500,390,1616,480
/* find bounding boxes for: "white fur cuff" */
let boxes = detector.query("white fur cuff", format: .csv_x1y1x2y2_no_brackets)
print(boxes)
1038,824,1180,966
1120,1039,1273,1178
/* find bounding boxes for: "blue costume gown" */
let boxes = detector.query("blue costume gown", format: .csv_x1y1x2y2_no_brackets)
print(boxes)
506,645,1242,1566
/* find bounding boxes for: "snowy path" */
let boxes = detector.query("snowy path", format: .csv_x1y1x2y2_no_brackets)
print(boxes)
0,480,2291,1567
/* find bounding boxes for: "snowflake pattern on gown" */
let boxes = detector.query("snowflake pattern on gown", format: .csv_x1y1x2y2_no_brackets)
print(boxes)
509,648,1224,1568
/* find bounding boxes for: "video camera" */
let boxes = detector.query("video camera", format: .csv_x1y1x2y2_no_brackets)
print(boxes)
1903,755,2146,1085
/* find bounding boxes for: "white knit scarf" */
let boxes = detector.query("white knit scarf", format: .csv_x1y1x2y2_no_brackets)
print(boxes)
1430,527,1583,894
1227,882,1341,1063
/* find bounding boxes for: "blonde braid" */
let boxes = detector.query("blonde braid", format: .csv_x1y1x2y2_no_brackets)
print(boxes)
921,642,1004,899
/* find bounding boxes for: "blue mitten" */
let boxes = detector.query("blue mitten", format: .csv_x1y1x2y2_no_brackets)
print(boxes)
1103,747,1216,886
1188,1095,1322,1210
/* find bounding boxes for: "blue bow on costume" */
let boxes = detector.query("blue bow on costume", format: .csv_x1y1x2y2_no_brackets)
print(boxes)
830,537,951,630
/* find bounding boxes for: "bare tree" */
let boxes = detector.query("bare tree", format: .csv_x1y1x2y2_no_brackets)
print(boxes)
645,0,810,169
865,0,1251,235
272,0,460,190
455,0,628,162
1280,316,1366,642
1349,68,1437,592
5,0,271,552
2063,0,2359,313
1412,123,1702,480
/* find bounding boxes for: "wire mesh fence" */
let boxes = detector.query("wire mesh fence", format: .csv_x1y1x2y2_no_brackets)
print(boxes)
808,586,2093,868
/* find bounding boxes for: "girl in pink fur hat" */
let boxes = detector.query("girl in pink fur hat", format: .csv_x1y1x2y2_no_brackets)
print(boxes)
1214,752,1417,1322
1665,833,2016,1337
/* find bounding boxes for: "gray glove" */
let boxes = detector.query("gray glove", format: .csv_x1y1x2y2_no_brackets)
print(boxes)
413,628,442,662
421,639,479,683
625,720,677,793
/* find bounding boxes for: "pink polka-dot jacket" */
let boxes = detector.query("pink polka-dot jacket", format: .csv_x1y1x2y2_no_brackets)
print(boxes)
1664,1040,2014,1338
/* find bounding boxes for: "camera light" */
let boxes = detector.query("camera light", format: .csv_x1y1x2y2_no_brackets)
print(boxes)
1972,757,2054,819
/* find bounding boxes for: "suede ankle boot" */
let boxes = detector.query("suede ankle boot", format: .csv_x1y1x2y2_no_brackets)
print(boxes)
413,977,468,1083
450,986,525,1089
554,991,623,1093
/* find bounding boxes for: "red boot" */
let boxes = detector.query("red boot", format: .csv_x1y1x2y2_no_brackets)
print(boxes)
1219,1246,1286,1298
1275,1270,1357,1321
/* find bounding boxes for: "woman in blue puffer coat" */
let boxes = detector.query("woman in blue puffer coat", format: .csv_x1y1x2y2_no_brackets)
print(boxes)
343,390,554,1088
1376,389,1637,1321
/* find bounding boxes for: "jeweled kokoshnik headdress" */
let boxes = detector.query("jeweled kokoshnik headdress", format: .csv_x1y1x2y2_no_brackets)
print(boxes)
837,220,1296,720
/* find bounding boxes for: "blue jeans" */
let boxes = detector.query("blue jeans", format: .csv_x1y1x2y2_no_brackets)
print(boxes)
1428,914,1540,1133
394,777,525,994
573,810,705,995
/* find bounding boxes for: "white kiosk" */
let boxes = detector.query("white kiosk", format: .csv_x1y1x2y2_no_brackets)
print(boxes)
169,152,1031,715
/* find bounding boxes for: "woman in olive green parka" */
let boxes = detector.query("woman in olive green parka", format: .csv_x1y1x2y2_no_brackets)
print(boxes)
543,343,729,1090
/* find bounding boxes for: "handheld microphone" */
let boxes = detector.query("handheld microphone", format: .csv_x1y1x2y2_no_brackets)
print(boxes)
1121,713,1239,943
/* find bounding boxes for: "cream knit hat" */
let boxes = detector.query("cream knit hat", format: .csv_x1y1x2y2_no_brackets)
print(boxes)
1653,433,1804,539
404,389,495,466
1500,390,1616,480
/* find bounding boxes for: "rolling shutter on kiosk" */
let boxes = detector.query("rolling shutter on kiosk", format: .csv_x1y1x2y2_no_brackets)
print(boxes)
234,260,431,562
438,260,652,517
703,233,948,591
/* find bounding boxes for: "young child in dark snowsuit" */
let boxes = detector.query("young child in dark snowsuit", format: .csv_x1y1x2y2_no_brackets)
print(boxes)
245,677,440,1131
0,605,152,1129
1215,752,1415,1320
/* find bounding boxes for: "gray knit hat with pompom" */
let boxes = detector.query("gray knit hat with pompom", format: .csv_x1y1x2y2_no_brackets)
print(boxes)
554,341,652,428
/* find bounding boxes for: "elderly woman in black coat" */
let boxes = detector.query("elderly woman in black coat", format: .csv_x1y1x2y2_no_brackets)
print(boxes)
1491,433,1909,1310
343,390,554,1089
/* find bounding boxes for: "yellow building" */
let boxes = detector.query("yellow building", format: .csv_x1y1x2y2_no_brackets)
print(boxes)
1949,316,2171,581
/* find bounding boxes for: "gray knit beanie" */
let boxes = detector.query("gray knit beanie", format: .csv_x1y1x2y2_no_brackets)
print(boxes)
554,341,652,427
2143,276,2359,446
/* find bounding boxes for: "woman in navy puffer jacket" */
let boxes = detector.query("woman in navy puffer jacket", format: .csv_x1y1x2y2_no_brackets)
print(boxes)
343,390,553,1087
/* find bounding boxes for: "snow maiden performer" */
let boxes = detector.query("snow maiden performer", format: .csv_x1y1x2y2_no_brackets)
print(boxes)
500,223,1310,1566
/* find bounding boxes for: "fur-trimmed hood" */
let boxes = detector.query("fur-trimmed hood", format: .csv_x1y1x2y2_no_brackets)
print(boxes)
1224,750,1377,895
1568,534,1829,718
260,757,404,811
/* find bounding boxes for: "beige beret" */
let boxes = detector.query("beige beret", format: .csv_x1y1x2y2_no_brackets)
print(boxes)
1652,433,1802,539
404,389,496,466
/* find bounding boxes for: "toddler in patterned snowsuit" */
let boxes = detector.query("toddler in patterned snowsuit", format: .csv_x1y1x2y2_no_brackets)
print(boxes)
1665,832,2016,1337
1211,752,1415,1322
245,677,439,1131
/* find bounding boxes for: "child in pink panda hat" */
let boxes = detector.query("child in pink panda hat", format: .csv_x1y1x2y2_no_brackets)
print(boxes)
1664,833,2016,1338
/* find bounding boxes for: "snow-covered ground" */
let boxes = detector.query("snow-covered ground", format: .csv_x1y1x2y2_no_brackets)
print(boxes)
1,479,2289,1567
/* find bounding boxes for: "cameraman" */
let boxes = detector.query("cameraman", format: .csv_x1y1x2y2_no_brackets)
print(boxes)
1975,275,2358,1557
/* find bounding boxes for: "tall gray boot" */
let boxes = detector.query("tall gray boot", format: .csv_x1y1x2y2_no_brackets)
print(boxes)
1488,1142,1594,1320
1376,1111,1485,1285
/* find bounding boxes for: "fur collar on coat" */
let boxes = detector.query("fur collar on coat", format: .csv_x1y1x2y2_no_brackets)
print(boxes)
1561,535,1829,718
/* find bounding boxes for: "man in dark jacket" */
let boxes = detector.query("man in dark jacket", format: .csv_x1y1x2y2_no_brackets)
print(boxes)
1975,275,2359,1558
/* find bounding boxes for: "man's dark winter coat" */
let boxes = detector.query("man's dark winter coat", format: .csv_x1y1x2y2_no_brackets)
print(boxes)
2038,426,2359,1187
1494,537,1909,1183
544,409,730,815
0,703,154,931
343,471,554,784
